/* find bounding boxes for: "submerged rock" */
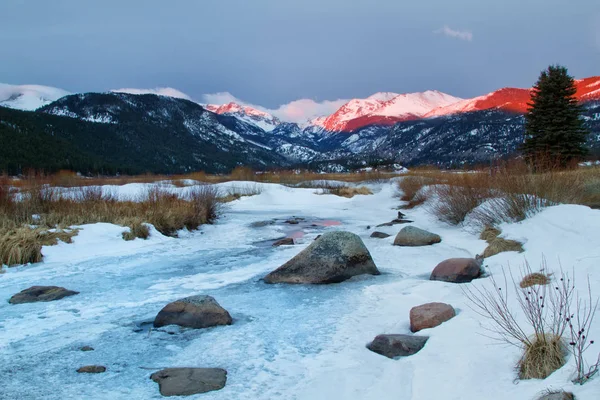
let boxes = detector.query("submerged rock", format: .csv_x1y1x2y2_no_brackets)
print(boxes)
264,231,380,284
370,231,391,239
367,334,429,359
272,237,294,246
150,368,227,396
430,258,482,283
153,295,232,329
77,365,106,373
393,226,441,246
9,286,79,304
410,302,456,332
80,346,94,352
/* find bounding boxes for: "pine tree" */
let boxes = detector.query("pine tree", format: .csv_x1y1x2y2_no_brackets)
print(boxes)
522,65,588,167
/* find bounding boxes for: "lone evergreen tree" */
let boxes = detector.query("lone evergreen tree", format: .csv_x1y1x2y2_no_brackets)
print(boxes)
522,65,588,167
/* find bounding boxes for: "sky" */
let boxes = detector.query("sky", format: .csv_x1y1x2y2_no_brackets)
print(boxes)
1,0,599,121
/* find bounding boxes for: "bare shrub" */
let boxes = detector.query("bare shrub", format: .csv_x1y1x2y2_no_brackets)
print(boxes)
220,184,262,203
464,260,600,383
429,183,491,225
397,176,431,201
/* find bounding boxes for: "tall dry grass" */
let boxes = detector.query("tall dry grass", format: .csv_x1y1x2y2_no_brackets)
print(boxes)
0,184,220,266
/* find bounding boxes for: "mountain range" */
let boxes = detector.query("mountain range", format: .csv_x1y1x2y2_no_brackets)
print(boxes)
0,77,599,174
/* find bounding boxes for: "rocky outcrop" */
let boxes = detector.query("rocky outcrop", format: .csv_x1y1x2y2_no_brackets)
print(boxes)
430,258,482,283
153,295,232,329
8,286,79,304
150,368,227,397
370,231,391,239
264,231,380,284
367,334,429,359
410,302,456,332
393,226,441,246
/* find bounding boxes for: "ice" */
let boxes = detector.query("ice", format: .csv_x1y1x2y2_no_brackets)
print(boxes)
0,182,599,399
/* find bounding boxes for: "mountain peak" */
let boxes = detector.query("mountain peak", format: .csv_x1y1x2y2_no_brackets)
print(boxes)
0,83,71,111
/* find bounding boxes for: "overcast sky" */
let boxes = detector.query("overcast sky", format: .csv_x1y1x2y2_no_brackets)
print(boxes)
1,0,599,112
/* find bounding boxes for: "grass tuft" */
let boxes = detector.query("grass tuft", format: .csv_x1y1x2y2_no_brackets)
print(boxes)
321,186,373,198
122,222,150,241
520,272,551,288
0,227,78,266
482,237,524,258
519,333,567,380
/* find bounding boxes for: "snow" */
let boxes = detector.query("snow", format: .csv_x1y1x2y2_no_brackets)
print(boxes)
0,83,71,111
0,182,599,399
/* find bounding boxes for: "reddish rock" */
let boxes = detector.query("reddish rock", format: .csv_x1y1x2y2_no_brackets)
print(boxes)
272,238,294,246
410,302,456,332
430,258,481,283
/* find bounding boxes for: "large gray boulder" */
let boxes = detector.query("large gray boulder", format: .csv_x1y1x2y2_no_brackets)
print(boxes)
263,231,380,284
367,334,429,359
150,368,227,396
153,295,232,329
430,258,482,283
393,226,441,246
9,286,79,304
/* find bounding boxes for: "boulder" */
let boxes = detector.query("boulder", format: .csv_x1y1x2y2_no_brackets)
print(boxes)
9,286,79,304
150,368,227,397
430,258,482,283
367,334,429,359
410,302,456,332
272,237,294,246
393,226,441,246
77,365,106,373
263,231,380,284
370,231,391,239
153,295,232,329
284,217,304,225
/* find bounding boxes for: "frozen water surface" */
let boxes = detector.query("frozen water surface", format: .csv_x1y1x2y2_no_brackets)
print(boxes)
1,182,599,400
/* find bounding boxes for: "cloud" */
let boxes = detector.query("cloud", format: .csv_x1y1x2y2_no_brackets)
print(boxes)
434,25,473,42
111,87,193,100
201,92,348,123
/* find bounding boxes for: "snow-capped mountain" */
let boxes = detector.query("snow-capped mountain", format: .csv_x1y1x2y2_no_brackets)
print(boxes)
206,102,281,132
313,90,463,132
0,83,71,111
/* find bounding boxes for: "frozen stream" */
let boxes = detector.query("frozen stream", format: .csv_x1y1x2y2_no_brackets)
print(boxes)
1,182,599,400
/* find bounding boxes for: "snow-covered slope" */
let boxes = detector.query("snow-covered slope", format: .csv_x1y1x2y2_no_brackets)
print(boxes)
0,83,71,111
206,102,282,132
314,90,463,132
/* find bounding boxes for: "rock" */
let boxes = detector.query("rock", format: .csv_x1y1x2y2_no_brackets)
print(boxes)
370,231,391,239
284,217,304,225
393,226,441,247
153,295,232,329
8,286,79,304
410,302,456,332
536,391,575,400
263,231,380,284
250,220,274,228
77,365,106,373
150,368,227,396
367,334,429,359
376,219,413,228
397,211,407,219
430,258,482,283
272,237,294,246
376,222,394,227
80,346,94,352
366,225,371,230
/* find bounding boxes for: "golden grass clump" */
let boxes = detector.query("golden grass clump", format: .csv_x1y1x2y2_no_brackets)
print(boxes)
122,221,150,241
320,186,373,198
479,226,501,242
0,227,78,266
520,272,551,288
397,176,431,201
482,237,524,258
519,333,566,380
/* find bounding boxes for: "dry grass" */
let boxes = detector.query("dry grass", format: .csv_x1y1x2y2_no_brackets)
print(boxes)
479,226,501,242
321,186,373,198
519,333,567,380
482,237,524,258
219,184,263,203
122,222,150,241
535,390,574,400
520,272,551,288
0,227,78,266
400,161,600,225
0,184,220,266
397,176,430,201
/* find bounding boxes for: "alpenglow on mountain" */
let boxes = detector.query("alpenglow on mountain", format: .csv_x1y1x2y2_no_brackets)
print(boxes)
0,77,599,174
